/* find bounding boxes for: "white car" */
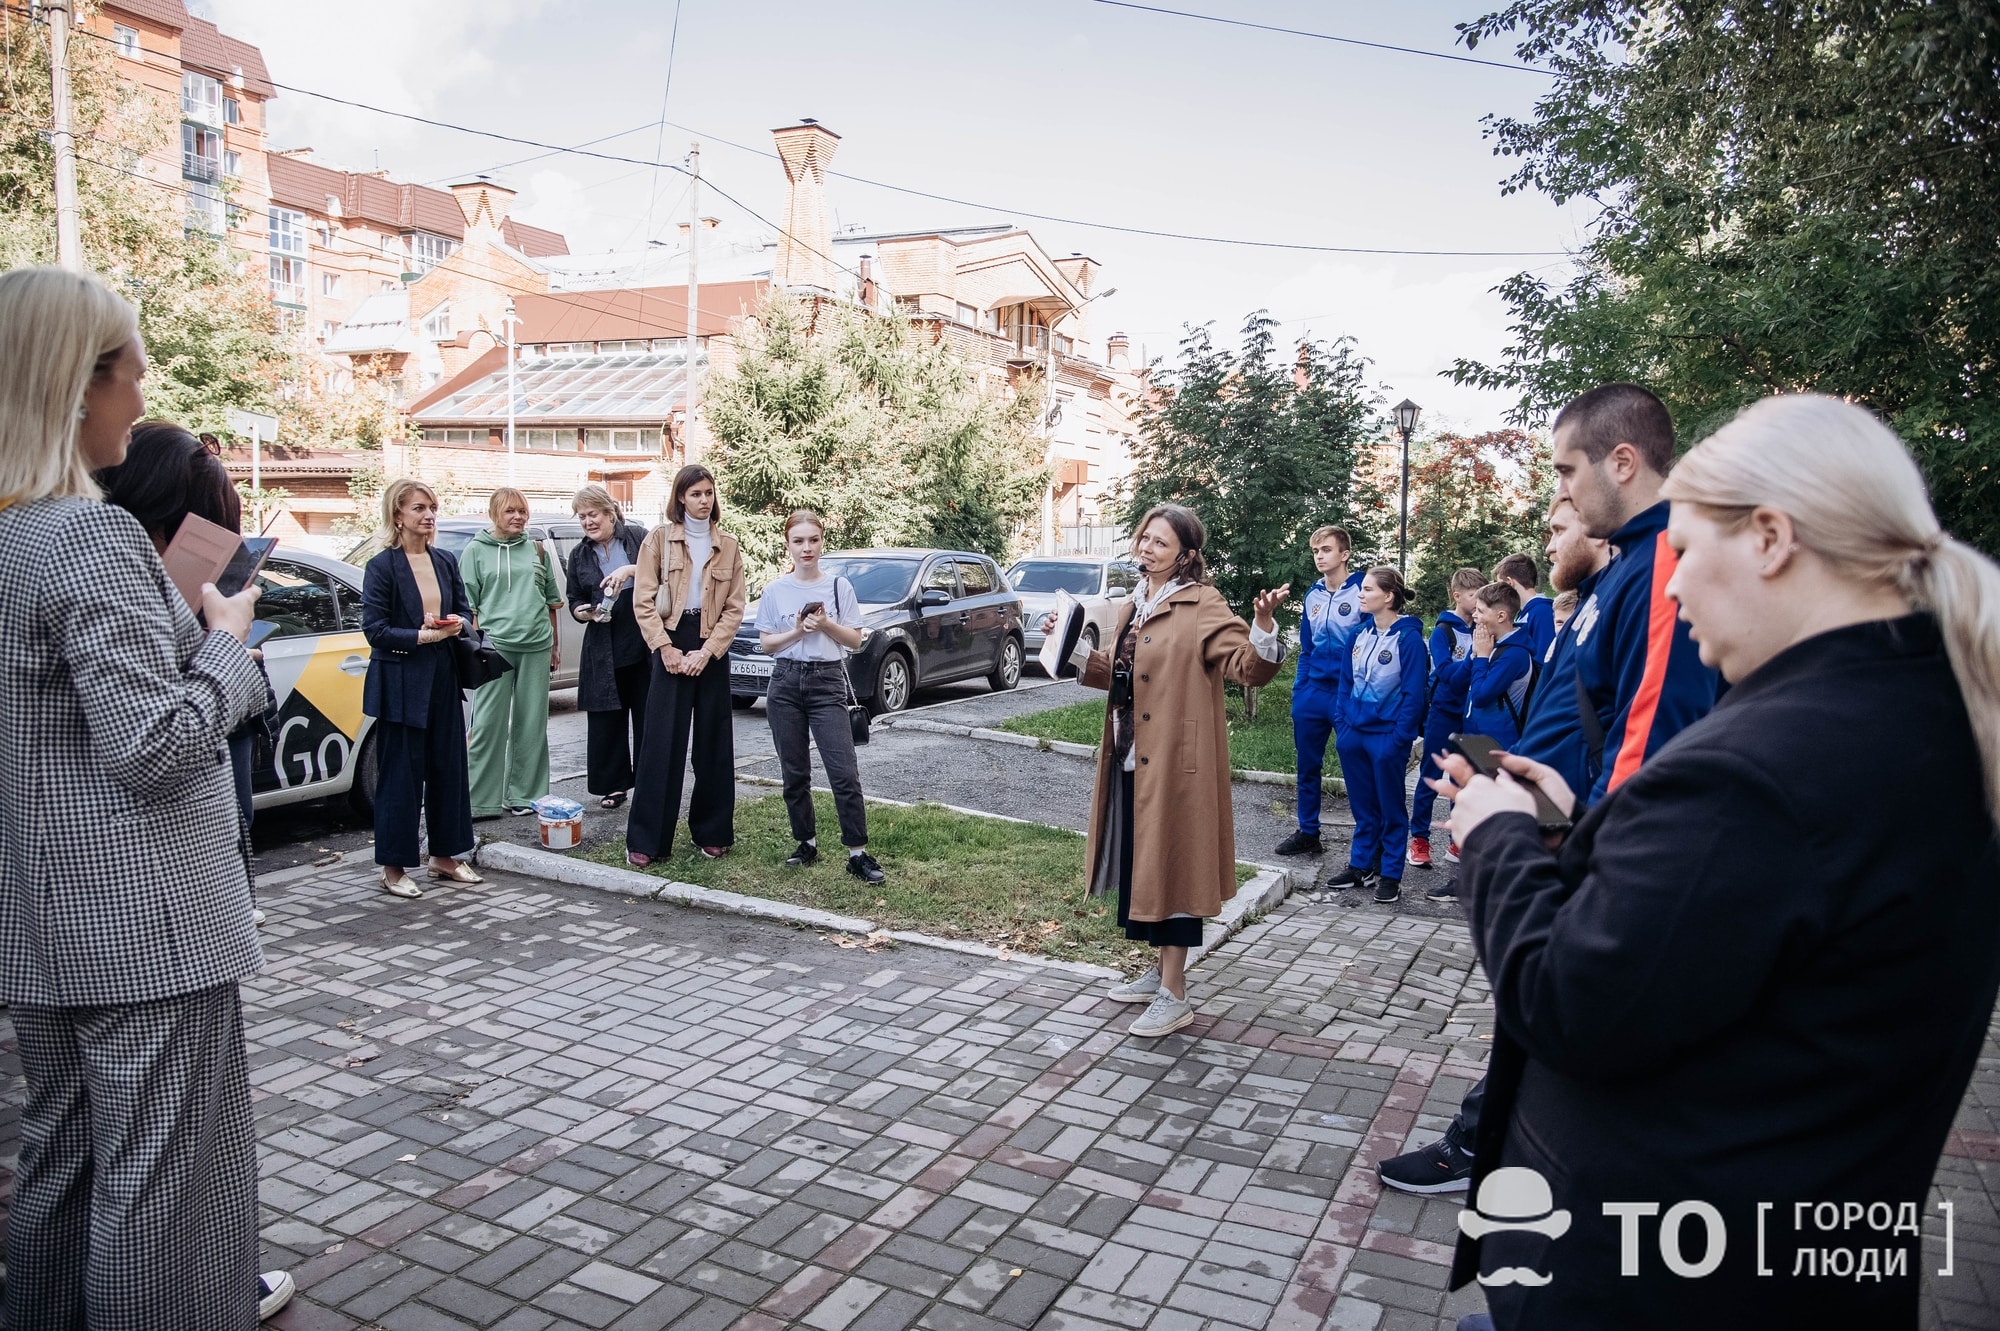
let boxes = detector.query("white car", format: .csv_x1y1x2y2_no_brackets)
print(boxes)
1005,555,1142,674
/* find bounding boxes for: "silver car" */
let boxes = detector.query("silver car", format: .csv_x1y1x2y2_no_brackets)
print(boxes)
1005,555,1141,674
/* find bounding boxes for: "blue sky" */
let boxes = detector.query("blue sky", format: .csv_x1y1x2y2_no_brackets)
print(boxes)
206,0,1590,430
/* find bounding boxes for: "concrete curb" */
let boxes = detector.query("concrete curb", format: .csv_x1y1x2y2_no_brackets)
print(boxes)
1190,863,1295,967
880,714,1345,794
470,839,1122,980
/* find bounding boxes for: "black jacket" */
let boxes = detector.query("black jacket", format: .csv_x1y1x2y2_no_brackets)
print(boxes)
361,545,471,726
566,522,648,711
1454,615,2000,1328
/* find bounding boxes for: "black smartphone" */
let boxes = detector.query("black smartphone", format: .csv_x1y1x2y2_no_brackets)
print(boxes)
1447,732,1573,835
247,619,280,648
797,601,825,621
214,537,277,599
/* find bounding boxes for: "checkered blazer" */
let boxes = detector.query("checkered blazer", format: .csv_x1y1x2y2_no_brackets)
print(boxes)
0,497,269,1007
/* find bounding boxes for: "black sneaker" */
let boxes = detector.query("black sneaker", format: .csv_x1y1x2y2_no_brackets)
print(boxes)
1324,865,1372,890
1373,876,1403,905
786,841,819,867
1273,830,1323,857
1377,1136,1474,1194
847,850,885,884
1425,874,1459,902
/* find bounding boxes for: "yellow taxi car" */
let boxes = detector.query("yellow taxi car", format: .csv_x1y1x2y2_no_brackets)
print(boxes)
249,546,383,814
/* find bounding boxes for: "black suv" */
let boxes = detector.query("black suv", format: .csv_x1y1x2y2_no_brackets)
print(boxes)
727,549,1025,714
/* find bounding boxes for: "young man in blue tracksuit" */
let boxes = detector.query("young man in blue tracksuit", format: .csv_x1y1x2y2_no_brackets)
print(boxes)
1328,566,1427,904
1462,583,1536,750
1494,552,1555,662
1276,526,1366,857
1377,383,1722,1201
1407,568,1484,871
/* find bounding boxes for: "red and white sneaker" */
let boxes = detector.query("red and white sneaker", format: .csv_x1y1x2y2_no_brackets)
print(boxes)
1406,837,1432,868
1444,839,1461,864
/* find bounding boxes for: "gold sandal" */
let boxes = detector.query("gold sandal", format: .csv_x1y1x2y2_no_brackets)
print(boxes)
428,860,484,885
381,873,423,899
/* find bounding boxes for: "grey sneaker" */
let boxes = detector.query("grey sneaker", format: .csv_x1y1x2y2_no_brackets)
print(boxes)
1128,989,1195,1038
1107,966,1162,1004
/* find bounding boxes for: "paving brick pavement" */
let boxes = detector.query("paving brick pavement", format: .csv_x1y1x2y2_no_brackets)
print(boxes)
2,860,1995,1329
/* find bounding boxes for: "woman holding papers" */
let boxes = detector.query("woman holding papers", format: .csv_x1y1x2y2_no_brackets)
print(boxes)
1048,503,1289,1038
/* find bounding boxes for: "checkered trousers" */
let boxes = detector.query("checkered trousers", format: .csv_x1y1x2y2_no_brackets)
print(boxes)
5,983,259,1330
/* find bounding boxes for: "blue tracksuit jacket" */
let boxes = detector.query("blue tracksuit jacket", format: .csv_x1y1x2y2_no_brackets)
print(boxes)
1341,614,1429,741
1425,611,1475,724
1464,628,1536,749
1514,593,1556,663
1572,500,1722,805
1294,570,1367,699
1513,564,1605,800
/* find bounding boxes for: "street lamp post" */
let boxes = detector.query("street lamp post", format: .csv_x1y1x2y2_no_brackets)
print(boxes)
503,298,520,484
1394,398,1422,575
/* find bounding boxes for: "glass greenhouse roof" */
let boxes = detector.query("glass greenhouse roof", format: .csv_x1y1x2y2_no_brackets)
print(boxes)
413,351,698,423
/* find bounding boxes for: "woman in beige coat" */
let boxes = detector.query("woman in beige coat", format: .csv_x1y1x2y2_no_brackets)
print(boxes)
627,465,747,864
1057,503,1289,1037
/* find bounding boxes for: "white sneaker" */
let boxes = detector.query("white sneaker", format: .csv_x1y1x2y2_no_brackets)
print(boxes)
257,1270,296,1320
1106,966,1162,1004
252,908,266,925
1129,989,1195,1038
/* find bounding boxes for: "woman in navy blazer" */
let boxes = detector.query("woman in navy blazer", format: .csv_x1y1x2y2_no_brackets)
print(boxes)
361,478,481,897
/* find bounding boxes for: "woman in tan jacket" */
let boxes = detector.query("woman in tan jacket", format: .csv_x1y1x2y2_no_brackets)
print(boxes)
627,465,746,865
1057,503,1289,1037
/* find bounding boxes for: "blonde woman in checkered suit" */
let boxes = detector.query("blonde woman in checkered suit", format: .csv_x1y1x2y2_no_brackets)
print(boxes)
0,268,290,1328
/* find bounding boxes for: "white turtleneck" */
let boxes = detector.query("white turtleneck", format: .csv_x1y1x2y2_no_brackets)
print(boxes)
684,514,712,612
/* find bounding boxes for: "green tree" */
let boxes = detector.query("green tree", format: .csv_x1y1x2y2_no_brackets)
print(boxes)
1450,1,2000,553
2,2,287,429
703,294,1047,586
1120,313,1382,619
1406,428,1551,614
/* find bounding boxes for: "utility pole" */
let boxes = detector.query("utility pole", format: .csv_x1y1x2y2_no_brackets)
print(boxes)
46,0,83,270
682,142,701,464
503,298,520,484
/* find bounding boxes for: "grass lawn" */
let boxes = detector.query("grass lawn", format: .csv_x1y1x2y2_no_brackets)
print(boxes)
581,791,1254,970
997,656,1327,777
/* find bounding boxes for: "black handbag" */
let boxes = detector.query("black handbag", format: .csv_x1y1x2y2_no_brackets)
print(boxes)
834,580,869,744
452,628,515,690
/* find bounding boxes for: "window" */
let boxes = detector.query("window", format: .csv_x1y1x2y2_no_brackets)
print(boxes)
956,302,978,326
113,24,140,58
224,97,240,125
583,428,653,454
922,562,959,597
321,272,340,297
223,150,241,178
420,303,451,342
253,562,341,639
268,207,306,256
983,308,1002,335
520,428,576,451
315,222,332,246
1106,562,1140,593
1054,333,1074,356
269,256,307,307
955,560,995,595
318,321,337,342
420,428,484,446
1007,560,1105,596
404,232,455,274
181,124,220,182
180,71,222,126
185,182,224,235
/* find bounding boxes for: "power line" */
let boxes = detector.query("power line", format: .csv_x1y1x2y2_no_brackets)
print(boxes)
1085,0,1551,75
637,0,686,251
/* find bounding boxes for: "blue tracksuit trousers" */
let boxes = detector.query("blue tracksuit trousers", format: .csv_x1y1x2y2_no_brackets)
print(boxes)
1337,726,1411,880
1292,684,1340,835
1408,711,1461,842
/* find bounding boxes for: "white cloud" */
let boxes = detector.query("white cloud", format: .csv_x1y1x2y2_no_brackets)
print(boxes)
205,0,552,158
513,169,595,238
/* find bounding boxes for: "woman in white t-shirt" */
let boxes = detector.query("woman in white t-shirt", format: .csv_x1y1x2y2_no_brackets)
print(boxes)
754,508,884,883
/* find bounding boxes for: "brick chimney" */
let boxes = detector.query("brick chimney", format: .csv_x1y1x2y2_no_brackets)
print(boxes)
448,178,515,245
1106,331,1130,370
772,120,841,291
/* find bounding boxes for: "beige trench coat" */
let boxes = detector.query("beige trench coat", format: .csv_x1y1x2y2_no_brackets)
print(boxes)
632,522,747,663
1079,582,1282,921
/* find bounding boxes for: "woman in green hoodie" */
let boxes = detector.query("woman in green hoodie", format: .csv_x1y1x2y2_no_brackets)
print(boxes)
462,487,564,817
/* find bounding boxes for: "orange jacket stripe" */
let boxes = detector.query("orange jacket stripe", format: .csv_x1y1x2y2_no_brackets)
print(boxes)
1608,532,1680,791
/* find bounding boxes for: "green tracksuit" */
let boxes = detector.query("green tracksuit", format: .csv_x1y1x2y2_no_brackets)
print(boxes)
460,529,562,816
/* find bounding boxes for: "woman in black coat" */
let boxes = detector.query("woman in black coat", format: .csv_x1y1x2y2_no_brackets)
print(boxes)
565,485,650,808
361,477,481,898
1435,395,2000,1329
